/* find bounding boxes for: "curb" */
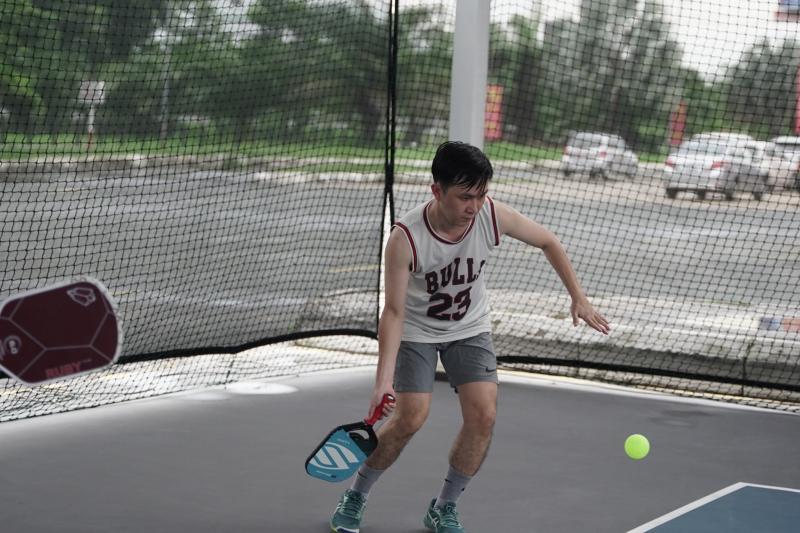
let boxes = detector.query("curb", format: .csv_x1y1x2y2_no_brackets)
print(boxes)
295,290,800,393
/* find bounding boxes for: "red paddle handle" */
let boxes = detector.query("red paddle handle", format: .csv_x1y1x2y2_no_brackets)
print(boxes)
365,394,395,426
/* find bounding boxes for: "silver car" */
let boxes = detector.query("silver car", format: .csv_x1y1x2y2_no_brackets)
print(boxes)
755,141,795,191
769,136,800,190
663,133,769,201
561,131,639,180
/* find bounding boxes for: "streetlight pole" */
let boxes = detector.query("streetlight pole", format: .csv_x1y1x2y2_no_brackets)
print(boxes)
449,0,491,149
159,38,172,143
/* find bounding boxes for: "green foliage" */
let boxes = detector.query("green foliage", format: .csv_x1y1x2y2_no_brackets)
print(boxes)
723,38,799,139
244,0,387,145
395,5,452,148
682,71,728,137
535,0,685,151
1,0,798,159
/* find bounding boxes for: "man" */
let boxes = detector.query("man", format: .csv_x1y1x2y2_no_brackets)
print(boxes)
330,141,609,533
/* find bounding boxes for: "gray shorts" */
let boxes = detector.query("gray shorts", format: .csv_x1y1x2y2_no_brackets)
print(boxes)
393,332,498,393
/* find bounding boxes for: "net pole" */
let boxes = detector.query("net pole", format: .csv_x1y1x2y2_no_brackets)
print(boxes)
381,0,400,328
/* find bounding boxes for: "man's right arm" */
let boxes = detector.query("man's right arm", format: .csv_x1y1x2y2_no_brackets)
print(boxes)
370,228,412,417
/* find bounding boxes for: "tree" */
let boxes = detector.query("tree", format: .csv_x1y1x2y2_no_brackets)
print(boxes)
98,0,222,138
682,70,728,137
492,14,543,145
396,5,452,147
610,0,684,151
246,0,389,145
536,0,684,151
0,1,48,136
724,38,799,138
0,0,170,136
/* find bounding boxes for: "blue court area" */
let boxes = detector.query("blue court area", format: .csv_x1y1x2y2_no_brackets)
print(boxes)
629,483,800,533
0,364,798,533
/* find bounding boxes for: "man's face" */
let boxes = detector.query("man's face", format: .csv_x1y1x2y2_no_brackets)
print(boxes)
432,181,488,226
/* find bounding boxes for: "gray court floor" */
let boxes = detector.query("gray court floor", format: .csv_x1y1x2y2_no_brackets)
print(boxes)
1,367,798,533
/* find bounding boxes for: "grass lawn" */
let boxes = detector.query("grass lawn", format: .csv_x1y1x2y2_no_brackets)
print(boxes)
0,133,666,163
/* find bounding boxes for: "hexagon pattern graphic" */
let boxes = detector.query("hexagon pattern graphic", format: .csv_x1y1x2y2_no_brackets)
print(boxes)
0,279,121,385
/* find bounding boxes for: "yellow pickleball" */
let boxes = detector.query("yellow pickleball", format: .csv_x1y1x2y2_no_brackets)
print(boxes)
624,434,650,460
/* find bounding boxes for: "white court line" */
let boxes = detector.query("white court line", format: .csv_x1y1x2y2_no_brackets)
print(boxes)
738,483,800,493
626,482,800,532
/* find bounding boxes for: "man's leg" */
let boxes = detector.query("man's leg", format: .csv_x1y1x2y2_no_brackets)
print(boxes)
331,393,432,532
442,381,497,496
366,391,431,469
450,381,497,475
332,339,437,532
424,381,497,532
436,333,498,504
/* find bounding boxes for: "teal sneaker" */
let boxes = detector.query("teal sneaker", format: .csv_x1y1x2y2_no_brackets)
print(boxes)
330,489,367,533
423,498,466,532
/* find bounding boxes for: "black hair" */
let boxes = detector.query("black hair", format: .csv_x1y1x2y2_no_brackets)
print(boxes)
431,141,493,191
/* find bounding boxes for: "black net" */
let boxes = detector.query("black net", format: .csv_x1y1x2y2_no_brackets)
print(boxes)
3,0,800,421
1,0,392,420
393,1,800,410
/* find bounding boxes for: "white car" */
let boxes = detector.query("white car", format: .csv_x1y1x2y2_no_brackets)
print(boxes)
754,141,795,191
663,132,769,200
561,131,639,180
769,136,800,190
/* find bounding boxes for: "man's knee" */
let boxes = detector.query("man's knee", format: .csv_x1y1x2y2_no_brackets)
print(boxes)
458,382,497,434
384,392,430,439
464,404,496,434
393,408,429,437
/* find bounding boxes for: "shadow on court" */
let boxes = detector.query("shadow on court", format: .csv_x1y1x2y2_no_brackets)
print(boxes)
0,367,798,533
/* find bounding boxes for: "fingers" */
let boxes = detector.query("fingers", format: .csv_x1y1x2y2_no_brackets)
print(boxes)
584,311,610,335
382,396,396,418
574,307,610,335
373,392,397,420
571,300,611,335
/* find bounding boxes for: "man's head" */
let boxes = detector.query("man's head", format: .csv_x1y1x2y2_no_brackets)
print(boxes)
430,141,493,227
431,141,493,193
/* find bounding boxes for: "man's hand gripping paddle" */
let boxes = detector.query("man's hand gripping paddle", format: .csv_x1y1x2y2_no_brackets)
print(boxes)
305,394,395,482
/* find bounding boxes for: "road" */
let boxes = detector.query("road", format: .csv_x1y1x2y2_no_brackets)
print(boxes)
2,163,798,369
1,168,385,356
395,165,800,308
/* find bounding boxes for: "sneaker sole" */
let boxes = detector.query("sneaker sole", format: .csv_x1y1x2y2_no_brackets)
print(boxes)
424,511,464,532
330,524,359,533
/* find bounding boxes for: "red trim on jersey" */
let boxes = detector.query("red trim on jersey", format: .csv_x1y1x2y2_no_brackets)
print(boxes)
487,196,500,246
423,201,476,244
393,223,418,272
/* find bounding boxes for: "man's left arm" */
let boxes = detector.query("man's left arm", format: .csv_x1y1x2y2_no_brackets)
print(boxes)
493,199,610,335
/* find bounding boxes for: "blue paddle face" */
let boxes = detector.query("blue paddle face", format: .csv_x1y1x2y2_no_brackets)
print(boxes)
305,394,393,483
305,425,376,482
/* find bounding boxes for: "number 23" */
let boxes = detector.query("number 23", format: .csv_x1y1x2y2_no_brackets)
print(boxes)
427,287,472,321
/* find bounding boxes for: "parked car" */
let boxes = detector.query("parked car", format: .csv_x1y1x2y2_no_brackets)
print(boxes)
663,132,769,201
769,136,800,189
561,131,639,180
754,141,795,191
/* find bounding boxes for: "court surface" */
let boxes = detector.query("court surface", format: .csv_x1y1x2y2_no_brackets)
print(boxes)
629,483,800,532
1,366,798,533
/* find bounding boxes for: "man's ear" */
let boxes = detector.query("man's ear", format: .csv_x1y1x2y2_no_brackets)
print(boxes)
431,182,442,200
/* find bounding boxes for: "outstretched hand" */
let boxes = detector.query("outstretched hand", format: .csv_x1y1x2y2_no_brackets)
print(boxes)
571,298,610,335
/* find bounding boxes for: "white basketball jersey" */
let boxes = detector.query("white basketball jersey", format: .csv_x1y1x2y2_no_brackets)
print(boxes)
392,197,500,342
